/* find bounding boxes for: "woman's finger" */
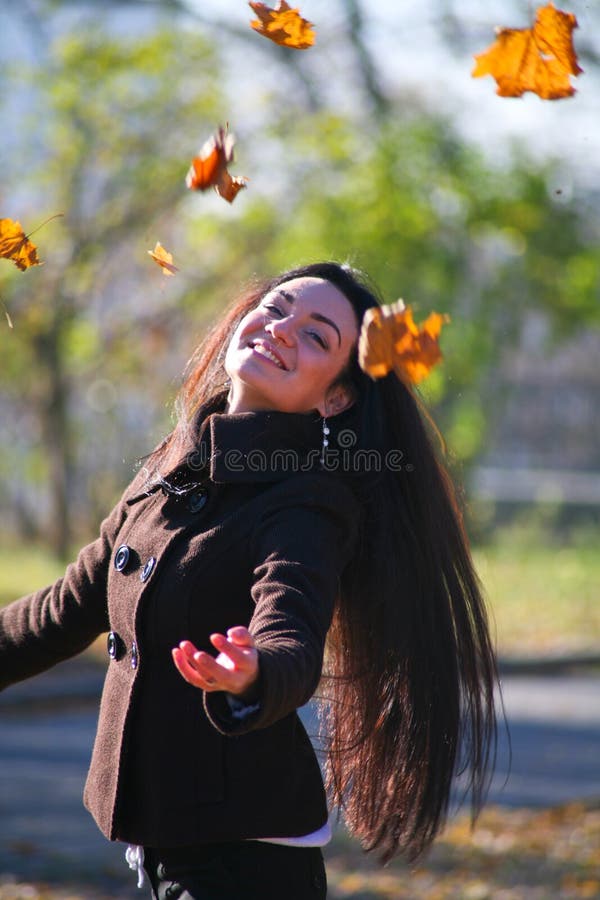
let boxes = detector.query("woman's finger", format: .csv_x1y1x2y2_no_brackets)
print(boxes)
210,632,256,670
177,639,200,662
172,647,211,688
175,641,228,683
226,626,255,646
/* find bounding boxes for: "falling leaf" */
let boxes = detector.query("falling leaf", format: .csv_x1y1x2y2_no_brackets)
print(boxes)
249,1,315,50
358,300,450,385
472,2,582,100
0,218,42,271
148,241,179,276
215,168,249,204
185,125,248,203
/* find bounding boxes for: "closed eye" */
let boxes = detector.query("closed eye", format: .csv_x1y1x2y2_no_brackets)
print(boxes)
308,330,328,349
263,303,328,349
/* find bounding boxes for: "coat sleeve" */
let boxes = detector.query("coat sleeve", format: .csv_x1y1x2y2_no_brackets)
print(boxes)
204,475,359,735
0,469,145,690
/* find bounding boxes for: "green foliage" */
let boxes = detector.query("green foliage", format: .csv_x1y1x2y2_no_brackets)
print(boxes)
189,110,600,463
1,15,226,546
4,18,223,334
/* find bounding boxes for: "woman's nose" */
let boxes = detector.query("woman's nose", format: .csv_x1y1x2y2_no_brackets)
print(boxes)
265,316,295,345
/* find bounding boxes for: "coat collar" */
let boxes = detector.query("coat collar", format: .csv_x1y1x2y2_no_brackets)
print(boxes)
154,391,372,489
196,394,324,484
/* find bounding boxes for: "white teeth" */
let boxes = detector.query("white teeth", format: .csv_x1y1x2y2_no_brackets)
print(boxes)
252,344,284,369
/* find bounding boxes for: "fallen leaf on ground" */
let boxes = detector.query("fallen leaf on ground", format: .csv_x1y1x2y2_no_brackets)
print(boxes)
472,2,582,99
0,218,42,271
185,125,248,203
359,300,450,384
326,802,600,899
249,1,315,49
147,241,178,276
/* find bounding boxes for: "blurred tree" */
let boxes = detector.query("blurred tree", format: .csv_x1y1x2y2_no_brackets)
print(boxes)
187,107,600,467
1,8,223,557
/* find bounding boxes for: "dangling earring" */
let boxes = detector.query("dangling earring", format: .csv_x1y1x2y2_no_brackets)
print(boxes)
320,416,330,467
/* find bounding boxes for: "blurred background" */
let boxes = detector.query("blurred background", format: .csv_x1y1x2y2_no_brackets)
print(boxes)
0,1,599,897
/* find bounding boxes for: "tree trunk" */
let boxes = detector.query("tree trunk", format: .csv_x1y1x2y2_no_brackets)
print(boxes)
342,0,390,120
33,309,73,561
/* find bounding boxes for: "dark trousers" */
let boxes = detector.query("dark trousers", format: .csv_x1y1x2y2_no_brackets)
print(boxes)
143,840,327,900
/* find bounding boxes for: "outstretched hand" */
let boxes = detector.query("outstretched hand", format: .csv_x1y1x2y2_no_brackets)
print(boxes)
172,626,259,698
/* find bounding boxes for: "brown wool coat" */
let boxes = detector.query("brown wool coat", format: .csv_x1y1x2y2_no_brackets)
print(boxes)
0,399,360,847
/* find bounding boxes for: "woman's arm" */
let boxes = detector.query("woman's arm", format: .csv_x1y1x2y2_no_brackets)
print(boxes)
0,471,143,690
198,476,359,735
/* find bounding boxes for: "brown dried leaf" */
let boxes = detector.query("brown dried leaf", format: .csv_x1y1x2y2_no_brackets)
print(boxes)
0,218,42,271
359,300,450,385
249,1,315,50
185,125,248,204
147,242,178,276
472,2,582,100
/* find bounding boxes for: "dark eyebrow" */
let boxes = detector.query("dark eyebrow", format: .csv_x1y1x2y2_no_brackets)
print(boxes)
275,290,341,348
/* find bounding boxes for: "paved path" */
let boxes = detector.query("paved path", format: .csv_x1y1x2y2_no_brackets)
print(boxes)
487,675,600,807
0,661,599,894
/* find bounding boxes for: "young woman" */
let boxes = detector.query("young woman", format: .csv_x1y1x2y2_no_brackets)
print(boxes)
0,262,497,899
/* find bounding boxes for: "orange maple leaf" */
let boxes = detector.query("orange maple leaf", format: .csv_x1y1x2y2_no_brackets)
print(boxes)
148,242,179,276
249,1,315,50
472,2,582,100
0,218,42,271
185,125,248,204
358,300,450,385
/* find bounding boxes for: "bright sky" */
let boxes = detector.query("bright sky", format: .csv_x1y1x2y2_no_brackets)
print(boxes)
1,0,597,190
196,0,600,187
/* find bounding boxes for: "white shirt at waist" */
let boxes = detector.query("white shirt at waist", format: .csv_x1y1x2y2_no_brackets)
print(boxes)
253,819,332,848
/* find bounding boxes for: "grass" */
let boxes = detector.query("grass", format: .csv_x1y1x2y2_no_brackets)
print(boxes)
0,545,65,609
473,521,600,659
0,543,109,661
1,521,598,659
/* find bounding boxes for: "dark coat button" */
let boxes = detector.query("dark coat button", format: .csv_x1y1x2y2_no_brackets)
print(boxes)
140,556,156,583
131,640,139,670
188,488,208,513
107,631,118,659
114,545,131,572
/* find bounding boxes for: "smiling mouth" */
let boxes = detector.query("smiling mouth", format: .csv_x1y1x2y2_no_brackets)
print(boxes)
249,342,288,370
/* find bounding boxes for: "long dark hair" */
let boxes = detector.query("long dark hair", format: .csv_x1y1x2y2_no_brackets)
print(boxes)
148,261,498,863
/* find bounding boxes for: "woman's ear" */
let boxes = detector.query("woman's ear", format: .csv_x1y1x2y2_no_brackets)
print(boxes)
317,383,355,418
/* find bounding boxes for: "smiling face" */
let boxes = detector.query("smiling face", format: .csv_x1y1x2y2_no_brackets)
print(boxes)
224,277,359,416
